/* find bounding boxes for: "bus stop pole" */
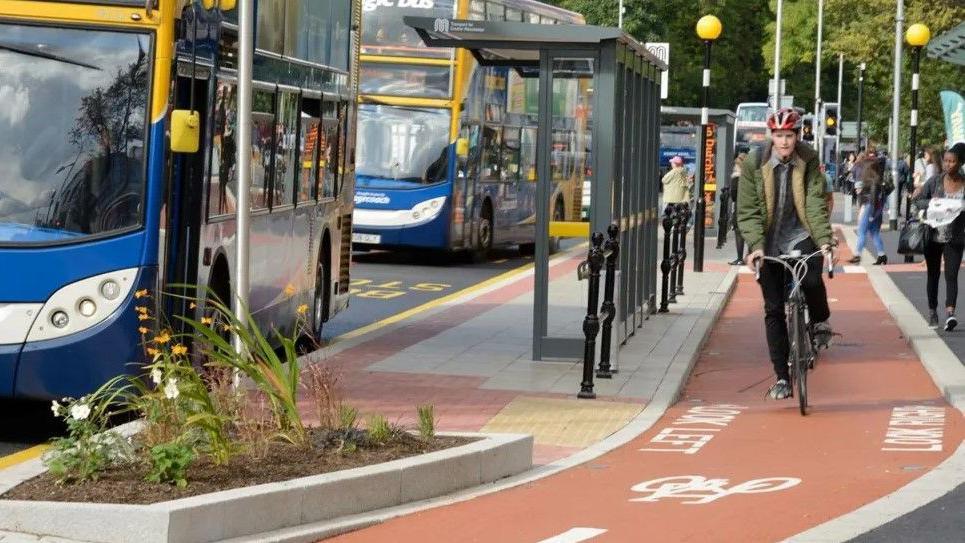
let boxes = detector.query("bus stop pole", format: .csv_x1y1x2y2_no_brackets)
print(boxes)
233,0,254,364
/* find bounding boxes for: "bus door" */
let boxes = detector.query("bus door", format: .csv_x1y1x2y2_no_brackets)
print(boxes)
163,68,209,332
460,123,482,246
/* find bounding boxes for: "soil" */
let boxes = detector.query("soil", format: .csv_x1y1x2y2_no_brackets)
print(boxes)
2,432,474,505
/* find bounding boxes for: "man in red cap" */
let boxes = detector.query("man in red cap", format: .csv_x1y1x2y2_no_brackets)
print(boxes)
662,155,691,205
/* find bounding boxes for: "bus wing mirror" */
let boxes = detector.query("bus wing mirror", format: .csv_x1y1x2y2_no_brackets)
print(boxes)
170,110,200,153
456,137,469,158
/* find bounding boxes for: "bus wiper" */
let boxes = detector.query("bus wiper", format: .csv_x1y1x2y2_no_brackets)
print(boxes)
0,42,101,71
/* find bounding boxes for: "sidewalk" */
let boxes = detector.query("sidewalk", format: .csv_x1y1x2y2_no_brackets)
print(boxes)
304,238,736,466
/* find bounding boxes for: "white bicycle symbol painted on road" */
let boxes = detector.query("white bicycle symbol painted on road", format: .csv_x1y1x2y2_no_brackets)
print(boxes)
629,475,801,505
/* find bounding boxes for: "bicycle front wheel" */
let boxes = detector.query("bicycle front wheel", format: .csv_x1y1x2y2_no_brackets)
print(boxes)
791,304,809,415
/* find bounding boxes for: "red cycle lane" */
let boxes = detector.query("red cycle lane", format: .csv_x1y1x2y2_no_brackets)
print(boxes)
328,272,964,543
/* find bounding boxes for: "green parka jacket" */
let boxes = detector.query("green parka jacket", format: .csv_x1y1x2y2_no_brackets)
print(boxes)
736,141,834,253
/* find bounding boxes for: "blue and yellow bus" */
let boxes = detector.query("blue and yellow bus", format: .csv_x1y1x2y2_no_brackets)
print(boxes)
0,0,359,400
352,0,589,258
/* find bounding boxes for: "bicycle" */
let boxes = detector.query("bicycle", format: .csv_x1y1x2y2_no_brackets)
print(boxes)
754,249,834,415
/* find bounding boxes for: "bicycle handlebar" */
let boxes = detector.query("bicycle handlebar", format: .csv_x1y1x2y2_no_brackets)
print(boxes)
752,249,835,284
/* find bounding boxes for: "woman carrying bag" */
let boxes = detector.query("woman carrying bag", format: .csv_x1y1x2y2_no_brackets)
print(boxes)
849,147,888,265
914,148,965,330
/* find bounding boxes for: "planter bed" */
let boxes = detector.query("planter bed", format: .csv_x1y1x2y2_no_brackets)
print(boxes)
0,432,532,543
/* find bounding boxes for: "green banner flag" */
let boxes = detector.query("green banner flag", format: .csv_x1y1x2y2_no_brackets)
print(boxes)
941,91,965,145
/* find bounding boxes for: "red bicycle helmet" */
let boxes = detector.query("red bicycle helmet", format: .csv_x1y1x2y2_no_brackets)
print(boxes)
767,107,803,131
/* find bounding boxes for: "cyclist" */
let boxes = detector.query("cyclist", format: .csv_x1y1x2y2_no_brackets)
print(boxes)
736,107,838,400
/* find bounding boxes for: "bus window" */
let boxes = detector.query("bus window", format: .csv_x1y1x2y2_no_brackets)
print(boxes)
360,63,451,99
250,90,274,211
297,97,320,203
470,0,485,20
481,125,503,182
273,93,298,207
528,12,540,24
521,127,537,182
501,127,521,183
506,7,522,22
361,0,455,58
321,100,340,198
209,80,237,217
485,1,504,21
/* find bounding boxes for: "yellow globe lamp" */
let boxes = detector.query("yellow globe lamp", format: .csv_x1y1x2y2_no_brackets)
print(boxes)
696,15,723,42
905,24,931,48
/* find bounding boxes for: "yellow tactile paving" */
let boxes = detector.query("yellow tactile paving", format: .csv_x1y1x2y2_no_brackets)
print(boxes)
480,396,644,448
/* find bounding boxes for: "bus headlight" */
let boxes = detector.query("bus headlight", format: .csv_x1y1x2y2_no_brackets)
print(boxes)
78,299,97,318
100,280,121,300
26,268,138,343
409,196,446,226
50,311,69,329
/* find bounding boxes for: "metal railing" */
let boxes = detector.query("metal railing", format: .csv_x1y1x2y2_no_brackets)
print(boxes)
659,203,691,313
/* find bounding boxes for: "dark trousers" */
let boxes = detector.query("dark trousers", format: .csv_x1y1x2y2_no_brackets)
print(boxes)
733,214,745,261
924,241,965,311
758,239,831,380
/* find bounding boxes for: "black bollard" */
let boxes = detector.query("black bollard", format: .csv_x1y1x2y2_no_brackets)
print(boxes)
597,224,620,378
579,232,605,399
659,205,674,313
668,204,681,304
675,202,691,296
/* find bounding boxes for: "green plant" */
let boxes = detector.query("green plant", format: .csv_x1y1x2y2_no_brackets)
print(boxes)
44,379,135,484
338,405,359,431
179,289,308,445
367,414,391,444
146,442,195,488
417,404,435,440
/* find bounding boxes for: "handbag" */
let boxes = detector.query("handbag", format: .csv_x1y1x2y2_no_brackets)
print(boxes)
898,220,931,255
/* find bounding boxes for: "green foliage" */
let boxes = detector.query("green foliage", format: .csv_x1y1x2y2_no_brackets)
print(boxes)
179,290,308,446
367,414,392,444
339,405,360,431
417,404,435,440
146,442,195,488
764,0,965,148
44,379,135,484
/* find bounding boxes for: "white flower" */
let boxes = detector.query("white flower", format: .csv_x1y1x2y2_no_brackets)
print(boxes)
164,378,180,400
150,368,163,386
69,403,91,421
50,400,62,417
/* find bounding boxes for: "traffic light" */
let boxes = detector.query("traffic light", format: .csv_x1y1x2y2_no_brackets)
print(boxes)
824,105,838,136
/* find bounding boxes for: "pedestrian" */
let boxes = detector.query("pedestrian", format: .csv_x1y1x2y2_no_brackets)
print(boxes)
914,146,942,196
914,147,965,330
848,146,888,265
729,146,749,265
661,155,691,205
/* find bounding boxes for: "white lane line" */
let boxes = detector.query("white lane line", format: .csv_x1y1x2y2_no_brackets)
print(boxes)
538,527,608,543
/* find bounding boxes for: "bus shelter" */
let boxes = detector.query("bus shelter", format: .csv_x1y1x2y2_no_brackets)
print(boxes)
660,107,735,234
406,17,666,359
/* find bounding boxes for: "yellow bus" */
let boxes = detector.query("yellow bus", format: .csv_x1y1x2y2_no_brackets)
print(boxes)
352,0,590,259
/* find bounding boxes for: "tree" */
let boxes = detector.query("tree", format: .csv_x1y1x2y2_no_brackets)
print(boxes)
763,0,965,150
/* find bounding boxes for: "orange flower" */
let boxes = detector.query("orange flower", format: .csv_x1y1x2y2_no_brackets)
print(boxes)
220,323,232,332
189,302,197,309
135,306,149,314
200,317,214,326
134,289,149,299
154,331,171,345
171,344,188,356
146,347,159,357
138,326,149,335
296,304,309,315
284,284,296,297
138,314,151,321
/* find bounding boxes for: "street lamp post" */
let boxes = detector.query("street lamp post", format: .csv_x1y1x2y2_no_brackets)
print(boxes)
887,0,904,231
813,0,824,159
772,0,784,112
856,62,865,152
693,15,722,273
904,23,930,262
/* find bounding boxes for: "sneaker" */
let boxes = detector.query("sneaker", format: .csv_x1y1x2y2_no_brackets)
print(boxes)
766,379,792,400
813,321,834,349
928,310,940,328
729,258,744,266
945,314,958,332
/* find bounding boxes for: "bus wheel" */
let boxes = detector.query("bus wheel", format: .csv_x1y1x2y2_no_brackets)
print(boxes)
310,249,331,348
471,204,493,263
549,198,565,254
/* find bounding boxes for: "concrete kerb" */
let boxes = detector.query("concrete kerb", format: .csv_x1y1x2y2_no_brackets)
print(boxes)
265,266,741,541
0,433,532,543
